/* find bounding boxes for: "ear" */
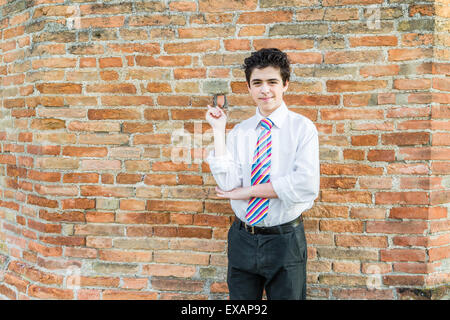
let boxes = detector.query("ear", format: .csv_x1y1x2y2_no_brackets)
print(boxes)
282,80,289,92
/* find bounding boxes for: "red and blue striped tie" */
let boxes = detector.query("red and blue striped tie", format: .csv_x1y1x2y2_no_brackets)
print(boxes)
245,118,274,226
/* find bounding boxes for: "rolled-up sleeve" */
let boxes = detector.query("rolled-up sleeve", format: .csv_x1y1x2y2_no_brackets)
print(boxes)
205,127,243,191
271,126,320,208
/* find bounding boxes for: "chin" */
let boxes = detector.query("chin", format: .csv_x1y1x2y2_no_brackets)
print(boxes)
262,102,279,110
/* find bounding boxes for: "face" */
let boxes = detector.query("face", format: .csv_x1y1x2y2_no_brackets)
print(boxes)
247,66,289,117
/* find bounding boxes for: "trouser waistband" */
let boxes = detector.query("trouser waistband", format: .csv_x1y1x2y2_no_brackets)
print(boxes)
237,215,303,235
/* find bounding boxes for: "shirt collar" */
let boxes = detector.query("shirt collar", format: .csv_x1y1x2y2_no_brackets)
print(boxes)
253,100,288,130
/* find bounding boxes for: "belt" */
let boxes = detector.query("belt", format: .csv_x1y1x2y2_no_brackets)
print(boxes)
238,215,303,235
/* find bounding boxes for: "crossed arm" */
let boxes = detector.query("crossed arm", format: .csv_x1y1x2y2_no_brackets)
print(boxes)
215,182,278,200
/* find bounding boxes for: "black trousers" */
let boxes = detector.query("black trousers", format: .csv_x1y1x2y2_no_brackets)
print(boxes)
227,218,307,300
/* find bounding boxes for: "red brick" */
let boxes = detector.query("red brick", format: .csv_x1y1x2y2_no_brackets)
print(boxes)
321,108,384,120
62,146,108,157
28,285,74,300
61,198,96,209
366,221,427,234
136,55,191,67
367,150,395,162
350,207,386,220
154,251,210,265
99,249,152,262
359,177,392,189
142,264,196,278
199,0,257,12
178,227,212,239
400,147,449,160
394,78,431,90
387,163,429,175
165,40,220,53
79,276,120,287
169,1,197,11
151,278,204,292
8,261,63,285
80,186,133,198
321,164,383,175
99,57,122,68
116,173,142,184
388,48,433,61
119,199,146,211
336,235,388,248
409,5,435,17
27,194,58,208
390,207,441,220
349,36,397,47
85,84,136,94
332,288,394,300
433,78,450,91
351,134,378,146
39,210,86,223
387,106,430,118
147,200,203,213
375,192,429,205
36,83,82,94
393,263,429,274
63,173,99,183
380,249,427,262
429,246,450,262
4,272,29,293
400,177,442,190
174,68,207,79
320,177,357,189
39,236,86,247
432,132,450,146
102,290,157,300
237,11,293,24
81,16,125,28
361,64,401,77
382,275,424,286
319,220,364,233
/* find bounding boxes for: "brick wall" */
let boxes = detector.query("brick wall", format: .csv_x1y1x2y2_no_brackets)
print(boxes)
0,0,449,300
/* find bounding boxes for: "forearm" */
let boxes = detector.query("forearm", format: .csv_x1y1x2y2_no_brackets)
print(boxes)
249,182,278,199
213,128,227,157
215,182,278,200
207,127,243,191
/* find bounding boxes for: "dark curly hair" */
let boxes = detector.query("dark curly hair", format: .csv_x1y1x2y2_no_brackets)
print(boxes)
243,48,290,86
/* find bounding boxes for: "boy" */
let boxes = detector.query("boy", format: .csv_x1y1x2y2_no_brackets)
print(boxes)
205,48,320,300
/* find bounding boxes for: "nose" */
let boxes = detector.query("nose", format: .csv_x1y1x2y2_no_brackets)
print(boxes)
260,82,270,94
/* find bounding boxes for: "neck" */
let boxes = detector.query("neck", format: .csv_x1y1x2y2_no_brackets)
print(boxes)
258,103,282,118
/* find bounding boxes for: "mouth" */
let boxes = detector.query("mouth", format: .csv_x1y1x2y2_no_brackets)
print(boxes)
259,97,273,101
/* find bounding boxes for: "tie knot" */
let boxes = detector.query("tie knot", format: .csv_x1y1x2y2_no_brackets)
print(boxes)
260,118,273,130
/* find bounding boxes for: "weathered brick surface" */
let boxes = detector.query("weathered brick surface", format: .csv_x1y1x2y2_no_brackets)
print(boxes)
0,0,448,300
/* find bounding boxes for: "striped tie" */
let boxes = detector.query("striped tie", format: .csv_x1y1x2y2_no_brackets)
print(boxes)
245,118,274,226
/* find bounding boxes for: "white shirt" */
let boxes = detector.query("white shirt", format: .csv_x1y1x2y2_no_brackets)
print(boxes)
206,101,320,227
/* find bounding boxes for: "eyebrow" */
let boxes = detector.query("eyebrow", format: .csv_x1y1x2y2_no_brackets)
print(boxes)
251,78,280,83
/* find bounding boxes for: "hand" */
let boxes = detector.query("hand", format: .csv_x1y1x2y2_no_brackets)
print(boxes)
215,186,251,200
206,105,227,131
